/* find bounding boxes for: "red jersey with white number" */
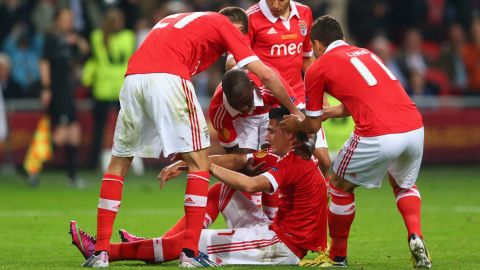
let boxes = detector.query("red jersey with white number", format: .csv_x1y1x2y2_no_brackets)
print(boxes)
126,12,258,80
209,71,297,146
246,0,313,104
262,151,328,258
305,41,423,137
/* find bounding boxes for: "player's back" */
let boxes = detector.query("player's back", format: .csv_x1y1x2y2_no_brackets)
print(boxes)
126,12,252,81
309,42,423,136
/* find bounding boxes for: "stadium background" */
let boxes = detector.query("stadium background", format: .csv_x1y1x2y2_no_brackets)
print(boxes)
0,0,479,269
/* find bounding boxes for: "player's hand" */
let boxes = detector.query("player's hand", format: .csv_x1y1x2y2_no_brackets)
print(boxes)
279,114,301,132
158,161,187,189
243,158,266,176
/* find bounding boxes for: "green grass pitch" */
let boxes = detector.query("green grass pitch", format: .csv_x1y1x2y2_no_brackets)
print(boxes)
0,165,479,269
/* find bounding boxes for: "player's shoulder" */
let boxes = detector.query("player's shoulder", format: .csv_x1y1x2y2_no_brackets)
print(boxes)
246,3,261,16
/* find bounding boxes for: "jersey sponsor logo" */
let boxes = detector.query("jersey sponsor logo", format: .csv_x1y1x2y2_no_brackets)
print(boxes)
299,20,308,36
270,42,303,56
281,33,298,40
267,27,277,35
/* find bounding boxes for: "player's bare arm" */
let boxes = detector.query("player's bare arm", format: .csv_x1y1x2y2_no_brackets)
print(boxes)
280,114,323,134
209,163,271,193
158,154,250,188
323,103,351,119
302,56,316,72
245,60,303,117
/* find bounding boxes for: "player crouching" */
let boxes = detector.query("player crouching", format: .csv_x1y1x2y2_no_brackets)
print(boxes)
69,107,329,267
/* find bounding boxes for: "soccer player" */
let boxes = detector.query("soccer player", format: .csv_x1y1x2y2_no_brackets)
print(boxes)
84,7,302,268
280,16,432,268
70,107,328,266
227,0,331,176
209,69,298,153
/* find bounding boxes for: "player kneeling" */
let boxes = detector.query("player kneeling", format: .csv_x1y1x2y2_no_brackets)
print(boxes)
69,107,328,267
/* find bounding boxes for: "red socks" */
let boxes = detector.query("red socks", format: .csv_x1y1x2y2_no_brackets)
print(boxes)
109,234,184,263
328,185,355,259
183,171,210,256
392,182,423,238
163,182,221,238
96,173,124,252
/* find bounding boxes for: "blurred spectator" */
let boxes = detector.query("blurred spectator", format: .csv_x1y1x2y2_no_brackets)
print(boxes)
0,53,21,99
0,53,10,140
462,18,480,94
37,8,89,188
82,8,135,169
438,23,468,92
407,69,439,96
0,0,32,42
2,22,42,98
31,0,56,34
396,28,431,88
347,0,390,46
370,35,408,87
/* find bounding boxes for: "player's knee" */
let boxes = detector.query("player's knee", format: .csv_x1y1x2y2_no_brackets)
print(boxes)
182,150,210,171
330,174,355,193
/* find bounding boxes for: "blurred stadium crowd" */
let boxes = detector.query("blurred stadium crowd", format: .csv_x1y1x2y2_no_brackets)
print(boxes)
2,0,480,101
0,0,479,178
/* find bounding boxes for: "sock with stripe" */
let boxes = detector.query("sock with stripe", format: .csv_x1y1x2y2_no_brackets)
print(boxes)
328,185,355,259
109,234,183,263
390,177,423,239
183,171,209,257
95,173,124,252
163,182,220,238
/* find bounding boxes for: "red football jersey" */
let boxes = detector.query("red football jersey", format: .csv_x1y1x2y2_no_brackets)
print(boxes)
126,12,258,80
262,151,328,258
209,71,296,147
246,0,313,105
305,40,423,137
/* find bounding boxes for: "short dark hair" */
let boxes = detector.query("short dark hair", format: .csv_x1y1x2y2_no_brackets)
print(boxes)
222,69,253,101
268,107,308,143
311,15,344,47
219,7,248,34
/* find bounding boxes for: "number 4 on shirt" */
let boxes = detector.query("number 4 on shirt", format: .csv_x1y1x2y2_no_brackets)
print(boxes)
350,54,397,86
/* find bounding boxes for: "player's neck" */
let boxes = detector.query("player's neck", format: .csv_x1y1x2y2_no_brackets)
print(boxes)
279,8,290,20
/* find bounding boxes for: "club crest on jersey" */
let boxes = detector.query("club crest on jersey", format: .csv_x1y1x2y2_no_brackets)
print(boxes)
299,20,307,36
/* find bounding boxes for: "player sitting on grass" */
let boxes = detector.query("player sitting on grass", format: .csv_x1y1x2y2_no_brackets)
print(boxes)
69,107,329,267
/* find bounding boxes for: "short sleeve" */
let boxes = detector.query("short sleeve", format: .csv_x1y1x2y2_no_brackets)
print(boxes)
208,88,238,148
305,66,325,117
261,160,287,194
219,22,259,68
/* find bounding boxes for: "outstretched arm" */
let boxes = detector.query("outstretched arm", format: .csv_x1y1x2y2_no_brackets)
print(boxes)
209,163,271,193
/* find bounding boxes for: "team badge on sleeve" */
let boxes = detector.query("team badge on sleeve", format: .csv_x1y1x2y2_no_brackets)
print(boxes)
299,20,308,36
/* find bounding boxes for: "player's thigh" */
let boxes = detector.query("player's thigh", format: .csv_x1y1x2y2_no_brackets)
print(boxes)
145,74,210,156
387,128,424,188
332,133,390,188
199,225,299,265
112,75,161,158
221,188,270,229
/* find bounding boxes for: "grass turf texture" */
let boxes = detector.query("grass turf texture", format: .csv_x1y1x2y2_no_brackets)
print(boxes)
0,166,479,269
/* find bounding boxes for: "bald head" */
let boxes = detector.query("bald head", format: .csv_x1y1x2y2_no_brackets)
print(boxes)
222,69,254,114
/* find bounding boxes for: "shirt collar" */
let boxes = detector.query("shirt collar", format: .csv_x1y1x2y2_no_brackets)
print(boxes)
259,0,300,24
325,40,349,54
223,89,264,117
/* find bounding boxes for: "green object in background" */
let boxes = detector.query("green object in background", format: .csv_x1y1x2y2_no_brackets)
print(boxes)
322,95,355,154
83,29,136,101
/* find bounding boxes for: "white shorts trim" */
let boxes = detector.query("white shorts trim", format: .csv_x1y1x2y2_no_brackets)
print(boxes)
332,128,424,188
112,73,210,158
233,113,269,150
